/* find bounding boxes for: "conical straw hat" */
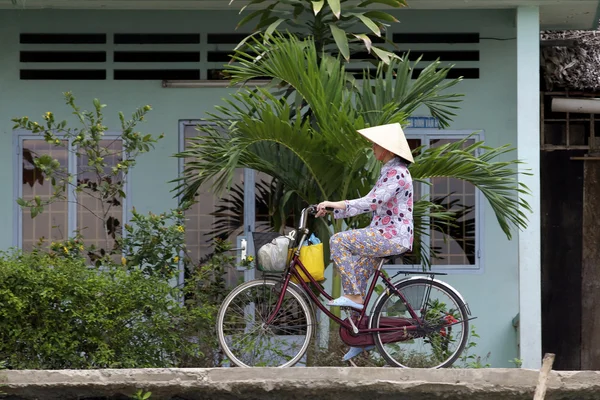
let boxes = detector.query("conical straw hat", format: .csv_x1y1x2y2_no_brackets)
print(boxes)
357,123,414,163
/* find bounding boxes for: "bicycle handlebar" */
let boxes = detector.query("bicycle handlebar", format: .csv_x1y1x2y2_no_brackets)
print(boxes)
298,205,333,230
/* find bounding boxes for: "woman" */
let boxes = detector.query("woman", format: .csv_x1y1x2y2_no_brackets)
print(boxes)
315,122,414,362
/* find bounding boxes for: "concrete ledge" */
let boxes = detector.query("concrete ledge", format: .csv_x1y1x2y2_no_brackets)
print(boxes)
2,368,600,400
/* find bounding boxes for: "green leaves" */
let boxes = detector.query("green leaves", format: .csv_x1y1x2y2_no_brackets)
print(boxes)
327,0,341,18
329,24,349,61
0,250,185,369
359,0,407,6
347,12,381,37
364,10,399,23
132,390,153,400
312,0,325,15
353,33,372,53
357,56,463,128
229,0,405,63
265,18,286,37
238,0,267,14
118,207,188,279
410,137,532,240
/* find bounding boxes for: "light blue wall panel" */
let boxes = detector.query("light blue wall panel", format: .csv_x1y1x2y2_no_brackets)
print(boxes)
0,8,521,367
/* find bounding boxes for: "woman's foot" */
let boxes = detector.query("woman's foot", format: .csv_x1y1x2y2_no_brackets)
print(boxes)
342,345,375,361
327,296,364,310
344,294,363,304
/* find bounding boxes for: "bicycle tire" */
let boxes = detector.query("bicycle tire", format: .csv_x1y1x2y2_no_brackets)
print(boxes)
370,278,469,368
216,278,314,368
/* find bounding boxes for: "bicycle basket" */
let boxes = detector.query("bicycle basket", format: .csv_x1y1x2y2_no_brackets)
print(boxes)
252,231,293,273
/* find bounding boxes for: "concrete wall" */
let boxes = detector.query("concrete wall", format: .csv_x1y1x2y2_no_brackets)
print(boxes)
0,8,520,367
3,368,600,400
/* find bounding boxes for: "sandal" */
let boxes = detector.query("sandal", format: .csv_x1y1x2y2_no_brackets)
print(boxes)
327,296,364,310
343,345,375,362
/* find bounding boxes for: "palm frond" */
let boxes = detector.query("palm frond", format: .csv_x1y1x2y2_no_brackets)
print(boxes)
410,137,532,240
357,55,464,128
175,34,374,206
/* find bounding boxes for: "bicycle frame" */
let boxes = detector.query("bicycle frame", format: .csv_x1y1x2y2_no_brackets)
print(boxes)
264,206,425,335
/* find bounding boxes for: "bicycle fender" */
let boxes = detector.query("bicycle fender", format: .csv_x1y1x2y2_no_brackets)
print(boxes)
286,279,318,322
242,278,317,321
371,276,471,320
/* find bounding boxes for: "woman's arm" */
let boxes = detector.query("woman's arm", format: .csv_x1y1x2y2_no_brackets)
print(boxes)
315,200,345,217
333,164,411,219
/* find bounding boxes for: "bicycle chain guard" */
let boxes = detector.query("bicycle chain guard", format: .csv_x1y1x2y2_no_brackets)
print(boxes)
338,316,414,347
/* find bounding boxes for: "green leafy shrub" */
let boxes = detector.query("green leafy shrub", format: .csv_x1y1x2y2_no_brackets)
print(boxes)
119,207,188,279
0,251,195,369
9,95,242,369
178,239,238,367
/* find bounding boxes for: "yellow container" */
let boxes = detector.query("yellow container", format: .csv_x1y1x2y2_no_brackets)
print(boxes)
290,243,325,283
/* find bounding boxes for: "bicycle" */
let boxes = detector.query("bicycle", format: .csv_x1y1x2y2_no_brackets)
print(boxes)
216,205,474,368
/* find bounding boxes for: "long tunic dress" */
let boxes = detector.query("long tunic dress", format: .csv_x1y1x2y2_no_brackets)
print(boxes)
330,156,414,296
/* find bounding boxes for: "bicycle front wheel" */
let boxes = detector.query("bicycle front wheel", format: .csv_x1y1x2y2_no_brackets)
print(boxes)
216,278,314,368
370,278,469,368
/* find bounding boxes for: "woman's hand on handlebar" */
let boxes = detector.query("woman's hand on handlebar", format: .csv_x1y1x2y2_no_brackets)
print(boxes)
315,201,338,218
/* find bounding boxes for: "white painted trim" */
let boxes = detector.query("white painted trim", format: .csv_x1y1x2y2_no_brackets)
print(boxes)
67,138,78,238
242,167,256,281
516,5,541,369
162,80,272,88
13,132,54,250
123,144,132,240
12,132,28,249
176,119,191,288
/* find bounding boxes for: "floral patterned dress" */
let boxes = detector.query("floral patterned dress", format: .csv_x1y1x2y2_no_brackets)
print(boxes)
330,156,413,296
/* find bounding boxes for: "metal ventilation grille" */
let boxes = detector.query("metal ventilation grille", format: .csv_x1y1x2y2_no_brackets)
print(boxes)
347,33,481,80
19,33,202,81
18,31,480,81
205,33,386,81
113,33,201,80
19,33,108,80
206,33,263,81
206,32,480,81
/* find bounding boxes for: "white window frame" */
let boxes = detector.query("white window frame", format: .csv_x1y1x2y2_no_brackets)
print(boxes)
13,130,130,249
384,129,485,275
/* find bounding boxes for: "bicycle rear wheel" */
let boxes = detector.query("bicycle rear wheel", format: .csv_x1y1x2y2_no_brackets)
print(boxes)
216,278,314,367
370,278,469,368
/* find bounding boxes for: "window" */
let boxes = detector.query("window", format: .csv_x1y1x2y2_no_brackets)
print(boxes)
179,122,281,286
20,139,69,250
180,124,244,264
390,131,482,272
15,133,127,252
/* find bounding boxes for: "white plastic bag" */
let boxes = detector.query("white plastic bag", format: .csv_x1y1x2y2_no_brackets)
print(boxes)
257,236,292,272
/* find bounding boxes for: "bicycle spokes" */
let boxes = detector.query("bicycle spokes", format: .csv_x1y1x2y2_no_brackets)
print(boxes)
217,280,314,367
372,280,468,368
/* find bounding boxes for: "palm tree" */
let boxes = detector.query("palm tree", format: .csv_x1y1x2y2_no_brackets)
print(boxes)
175,34,531,305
